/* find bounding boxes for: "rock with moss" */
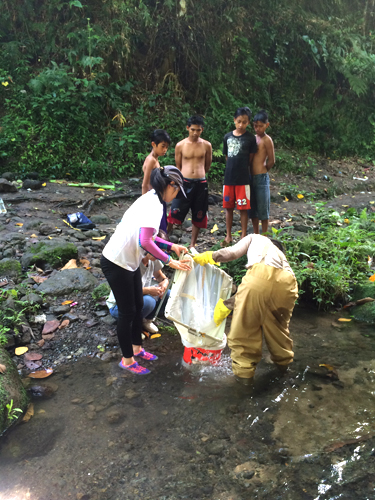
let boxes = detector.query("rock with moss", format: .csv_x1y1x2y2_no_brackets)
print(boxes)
0,258,22,279
0,348,29,435
352,301,375,324
92,282,111,301
351,282,375,301
21,239,78,269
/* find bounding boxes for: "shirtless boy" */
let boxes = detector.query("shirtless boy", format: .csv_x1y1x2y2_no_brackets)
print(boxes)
248,110,275,234
167,116,212,249
142,129,171,194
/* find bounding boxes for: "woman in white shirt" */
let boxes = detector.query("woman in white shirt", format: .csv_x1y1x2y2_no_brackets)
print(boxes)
101,166,190,375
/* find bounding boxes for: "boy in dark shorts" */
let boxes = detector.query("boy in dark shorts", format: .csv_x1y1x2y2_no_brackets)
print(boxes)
167,116,212,249
142,129,171,231
248,110,275,234
222,107,257,246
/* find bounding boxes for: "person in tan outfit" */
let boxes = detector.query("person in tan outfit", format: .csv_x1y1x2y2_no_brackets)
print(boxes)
193,235,298,385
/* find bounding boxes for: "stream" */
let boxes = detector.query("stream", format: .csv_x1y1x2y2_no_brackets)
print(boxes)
0,306,375,500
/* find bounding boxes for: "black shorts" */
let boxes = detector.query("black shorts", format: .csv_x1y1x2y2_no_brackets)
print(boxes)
167,177,208,228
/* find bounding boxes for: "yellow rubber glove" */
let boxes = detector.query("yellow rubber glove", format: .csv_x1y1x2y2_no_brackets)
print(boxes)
213,298,231,326
193,251,220,267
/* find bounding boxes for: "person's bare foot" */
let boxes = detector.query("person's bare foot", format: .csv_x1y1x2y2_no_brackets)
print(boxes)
0,363,6,374
221,238,232,247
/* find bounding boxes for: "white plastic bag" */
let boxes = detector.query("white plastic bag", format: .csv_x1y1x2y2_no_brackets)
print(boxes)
165,254,233,346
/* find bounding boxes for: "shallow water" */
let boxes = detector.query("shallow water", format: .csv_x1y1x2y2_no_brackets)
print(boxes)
1,307,375,500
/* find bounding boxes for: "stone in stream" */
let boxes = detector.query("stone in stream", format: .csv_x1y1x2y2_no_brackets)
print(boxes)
0,178,17,193
22,179,42,190
21,239,78,269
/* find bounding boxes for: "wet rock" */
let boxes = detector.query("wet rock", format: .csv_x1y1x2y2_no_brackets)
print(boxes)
332,380,345,389
2,233,25,243
23,179,42,190
90,214,111,224
243,470,255,480
76,245,87,258
24,172,39,180
1,172,16,181
91,258,101,267
23,293,43,306
62,313,79,322
169,235,179,244
100,351,114,362
20,325,33,344
0,178,17,193
205,440,226,455
23,219,43,230
352,301,375,324
38,223,56,236
50,305,71,315
101,315,116,326
106,408,123,424
29,383,58,398
95,310,107,318
38,268,98,296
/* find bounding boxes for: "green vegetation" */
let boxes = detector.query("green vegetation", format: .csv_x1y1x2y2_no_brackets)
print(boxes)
92,283,111,301
218,206,375,310
5,399,23,423
0,289,41,340
1,1,375,179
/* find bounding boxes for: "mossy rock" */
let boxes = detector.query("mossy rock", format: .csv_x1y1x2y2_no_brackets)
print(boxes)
21,239,78,269
351,282,375,301
0,258,22,279
0,348,29,435
352,301,375,324
92,283,111,300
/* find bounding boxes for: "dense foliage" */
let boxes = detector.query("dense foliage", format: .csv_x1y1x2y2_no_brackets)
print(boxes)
215,205,375,310
1,0,375,179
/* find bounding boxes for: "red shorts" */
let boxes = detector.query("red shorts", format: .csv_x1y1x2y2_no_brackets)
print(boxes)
223,185,250,210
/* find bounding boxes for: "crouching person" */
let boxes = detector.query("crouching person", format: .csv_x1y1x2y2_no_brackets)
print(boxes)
193,235,298,385
106,253,170,334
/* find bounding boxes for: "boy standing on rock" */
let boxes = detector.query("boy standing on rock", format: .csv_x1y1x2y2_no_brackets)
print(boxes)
248,110,275,234
167,116,212,250
222,107,257,246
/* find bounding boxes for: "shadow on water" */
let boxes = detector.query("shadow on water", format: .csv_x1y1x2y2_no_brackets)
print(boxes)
1,306,375,500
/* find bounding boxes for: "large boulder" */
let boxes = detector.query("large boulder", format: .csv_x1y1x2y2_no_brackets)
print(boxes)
0,348,29,434
352,301,375,324
0,179,17,193
37,268,98,296
351,282,375,301
21,239,78,269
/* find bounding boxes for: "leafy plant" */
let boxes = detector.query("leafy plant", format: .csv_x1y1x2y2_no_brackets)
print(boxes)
6,399,23,423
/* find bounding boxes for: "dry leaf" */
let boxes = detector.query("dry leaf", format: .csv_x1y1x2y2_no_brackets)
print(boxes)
338,318,352,322
61,300,73,305
30,233,38,238
24,352,43,361
59,319,70,330
37,339,45,347
297,194,304,199
79,258,90,268
210,224,218,233
28,368,53,379
15,346,28,355
22,403,34,423
61,259,78,270
31,275,48,284
97,188,105,191
15,222,23,226
319,363,335,371
0,363,6,373
92,236,106,240
150,334,161,339
369,274,375,282
42,182,46,187
42,333,55,341
42,320,60,335
343,301,356,309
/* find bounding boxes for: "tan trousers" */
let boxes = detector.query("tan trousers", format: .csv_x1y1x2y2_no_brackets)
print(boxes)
227,263,298,379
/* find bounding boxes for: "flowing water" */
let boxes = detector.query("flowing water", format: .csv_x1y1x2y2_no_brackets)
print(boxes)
0,307,375,500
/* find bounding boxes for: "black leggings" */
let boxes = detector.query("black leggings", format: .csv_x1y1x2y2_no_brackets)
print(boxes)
100,255,143,358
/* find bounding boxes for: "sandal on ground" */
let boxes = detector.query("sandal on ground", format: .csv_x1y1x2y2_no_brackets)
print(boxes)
118,359,150,375
134,348,158,361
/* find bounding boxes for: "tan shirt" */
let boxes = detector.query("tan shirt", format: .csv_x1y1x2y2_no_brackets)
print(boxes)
212,234,295,277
